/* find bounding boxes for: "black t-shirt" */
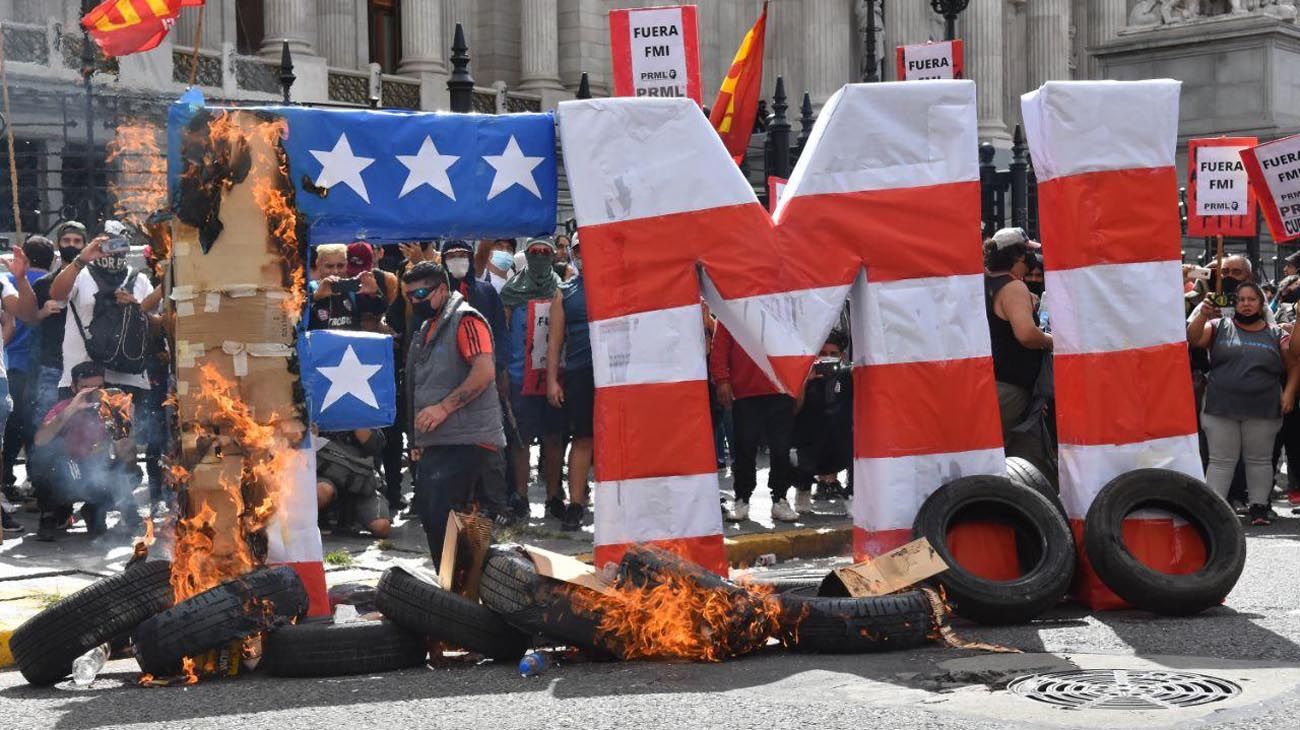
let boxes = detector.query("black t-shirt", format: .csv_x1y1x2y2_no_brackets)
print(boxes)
32,273,66,370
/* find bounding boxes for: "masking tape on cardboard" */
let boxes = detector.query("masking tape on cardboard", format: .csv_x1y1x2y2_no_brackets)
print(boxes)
204,292,220,313
232,350,248,377
225,285,259,298
176,301,194,318
177,381,189,395
175,242,191,257
170,285,195,302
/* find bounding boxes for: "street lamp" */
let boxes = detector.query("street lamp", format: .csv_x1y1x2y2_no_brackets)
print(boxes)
860,0,881,83
929,0,969,42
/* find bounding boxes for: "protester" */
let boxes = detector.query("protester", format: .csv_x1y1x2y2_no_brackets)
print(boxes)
501,236,566,520
33,361,139,539
346,241,398,333
1188,282,1298,525
546,236,592,531
135,245,171,517
307,243,384,331
404,261,506,562
316,429,392,538
712,322,798,523
2,236,53,513
48,223,162,394
552,233,577,281
791,330,853,507
475,238,516,294
1274,251,1300,324
983,227,1053,469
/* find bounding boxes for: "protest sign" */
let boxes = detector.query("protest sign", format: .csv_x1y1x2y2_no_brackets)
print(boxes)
1241,134,1300,243
609,5,702,103
1187,137,1257,237
895,40,963,81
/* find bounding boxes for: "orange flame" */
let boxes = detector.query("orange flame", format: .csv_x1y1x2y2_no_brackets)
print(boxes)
569,572,785,662
180,657,198,685
106,122,167,229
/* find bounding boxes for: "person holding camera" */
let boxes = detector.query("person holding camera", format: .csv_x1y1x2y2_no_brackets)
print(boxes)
316,428,392,538
307,243,386,331
790,330,853,510
1189,282,1299,526
33,361,139,539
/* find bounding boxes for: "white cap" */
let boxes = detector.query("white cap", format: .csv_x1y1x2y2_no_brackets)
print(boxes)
992,227,1040,250
102,220,128,237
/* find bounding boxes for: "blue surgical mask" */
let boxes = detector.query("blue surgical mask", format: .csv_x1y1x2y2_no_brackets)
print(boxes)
490,250,514,272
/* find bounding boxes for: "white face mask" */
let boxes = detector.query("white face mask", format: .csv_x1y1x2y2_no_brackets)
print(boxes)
446,258,471,280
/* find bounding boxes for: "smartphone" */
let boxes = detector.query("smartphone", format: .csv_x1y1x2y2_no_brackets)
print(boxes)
332,277,361,294
102,236,131,255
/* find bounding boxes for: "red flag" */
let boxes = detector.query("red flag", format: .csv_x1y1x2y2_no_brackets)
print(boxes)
81,0,200,58
709,3,768,163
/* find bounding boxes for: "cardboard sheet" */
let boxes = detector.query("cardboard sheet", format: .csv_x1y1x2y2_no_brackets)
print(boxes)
832,537,948,598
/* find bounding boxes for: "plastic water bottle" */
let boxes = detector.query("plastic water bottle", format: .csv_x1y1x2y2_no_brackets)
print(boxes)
518,651,548,678
72,644,110,686
333,603,360,624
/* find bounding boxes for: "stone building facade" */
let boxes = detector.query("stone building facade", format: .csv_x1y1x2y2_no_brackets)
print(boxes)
0,1,1298,243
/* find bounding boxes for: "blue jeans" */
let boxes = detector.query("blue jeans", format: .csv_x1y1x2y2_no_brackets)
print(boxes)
0,376,12,461
30,365,63,427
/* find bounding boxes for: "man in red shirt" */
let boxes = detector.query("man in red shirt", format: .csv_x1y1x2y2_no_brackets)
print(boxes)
33,361,138,539
710,323,798,523
403,262,507,563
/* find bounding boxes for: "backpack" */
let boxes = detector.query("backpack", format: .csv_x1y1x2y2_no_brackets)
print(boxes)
70,270,149,374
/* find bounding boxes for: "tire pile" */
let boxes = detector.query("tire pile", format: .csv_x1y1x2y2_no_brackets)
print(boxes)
913,460,1247,626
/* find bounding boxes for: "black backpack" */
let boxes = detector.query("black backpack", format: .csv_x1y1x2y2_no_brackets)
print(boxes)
70,269,150,374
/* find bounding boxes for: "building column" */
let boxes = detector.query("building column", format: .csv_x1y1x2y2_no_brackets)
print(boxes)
442,0,475,53
519,0,567,108
804,0,852,105
1026,0,1070,89
175,1,223,50
885,0,935,52
963,0,1010,145
1087,0,1127,77
260,0,317,57
399,0,445,75
317,0,358,69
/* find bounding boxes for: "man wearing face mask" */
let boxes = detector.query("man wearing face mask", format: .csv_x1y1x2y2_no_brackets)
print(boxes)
48,222,164,395
28,222,85,424
476,239,516,294
403,261,506,562
501,237,567,521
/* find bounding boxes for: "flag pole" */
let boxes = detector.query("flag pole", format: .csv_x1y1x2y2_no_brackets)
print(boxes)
0,32,24,243
188,3,206,87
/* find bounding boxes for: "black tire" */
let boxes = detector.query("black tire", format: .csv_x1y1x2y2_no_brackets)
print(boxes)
375,567,529,662
738,577,823,597
1007,456,1062,501
778,592,933,653
1083,468,1245,616
479,546,617,656
262,619,428,677
132,566,308,676
10,560,173,686
913,474,1075,625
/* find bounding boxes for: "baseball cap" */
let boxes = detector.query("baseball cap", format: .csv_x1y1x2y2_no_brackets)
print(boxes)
346,241,374,276
524,236,556,253
991,227,1041,251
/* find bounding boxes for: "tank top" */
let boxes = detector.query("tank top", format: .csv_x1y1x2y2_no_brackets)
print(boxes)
1204,318,1284,419
985,274,1042,389
562,275,592,372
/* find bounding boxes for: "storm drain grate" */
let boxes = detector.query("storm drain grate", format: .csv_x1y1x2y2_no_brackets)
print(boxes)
1007,669,1242,710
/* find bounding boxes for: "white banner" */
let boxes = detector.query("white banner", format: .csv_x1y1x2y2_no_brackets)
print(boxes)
1195,145,1250,217
610,6,701,102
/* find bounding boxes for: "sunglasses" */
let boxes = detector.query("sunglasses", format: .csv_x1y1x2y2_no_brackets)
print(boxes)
405,286,435,301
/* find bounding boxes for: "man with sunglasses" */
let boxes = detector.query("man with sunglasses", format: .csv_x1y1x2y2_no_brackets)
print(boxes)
402,261,507,563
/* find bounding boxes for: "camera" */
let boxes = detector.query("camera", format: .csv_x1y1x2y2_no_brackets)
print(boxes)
102,236,131,255
813,356,846,378
332,277,361,294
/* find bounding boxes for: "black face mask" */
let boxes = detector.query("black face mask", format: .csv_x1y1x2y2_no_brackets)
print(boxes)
1026,281,1044,297
60,246,81,264
1235,311,1263,325
412,300,437,320
1221,275,1243,294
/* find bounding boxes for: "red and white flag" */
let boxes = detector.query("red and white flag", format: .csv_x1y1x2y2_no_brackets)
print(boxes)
82,0,205,58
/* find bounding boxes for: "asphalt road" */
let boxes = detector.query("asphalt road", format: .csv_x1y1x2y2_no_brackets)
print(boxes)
4,522,1300,730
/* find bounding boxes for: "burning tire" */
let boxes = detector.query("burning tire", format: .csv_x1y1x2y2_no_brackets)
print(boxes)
10,560,173,686
1083,469,1245,616
478,546,616,656
132,566,308,676
777,592,933,653
912,474,1075,625
374,566,529,662
262,619,428,677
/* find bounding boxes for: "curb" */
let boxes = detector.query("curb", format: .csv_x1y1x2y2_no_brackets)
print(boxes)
573,525,853,568
0,598,48,670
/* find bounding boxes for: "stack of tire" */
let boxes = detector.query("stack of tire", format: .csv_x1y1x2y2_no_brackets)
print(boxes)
9,563,313,685
913,459,1245,625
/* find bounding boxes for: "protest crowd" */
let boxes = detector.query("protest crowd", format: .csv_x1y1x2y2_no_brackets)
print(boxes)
0,216,1294,555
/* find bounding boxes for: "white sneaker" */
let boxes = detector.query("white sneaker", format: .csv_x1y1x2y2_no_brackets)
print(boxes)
794,489,813,514
725,500,750,522
771,500,799,523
